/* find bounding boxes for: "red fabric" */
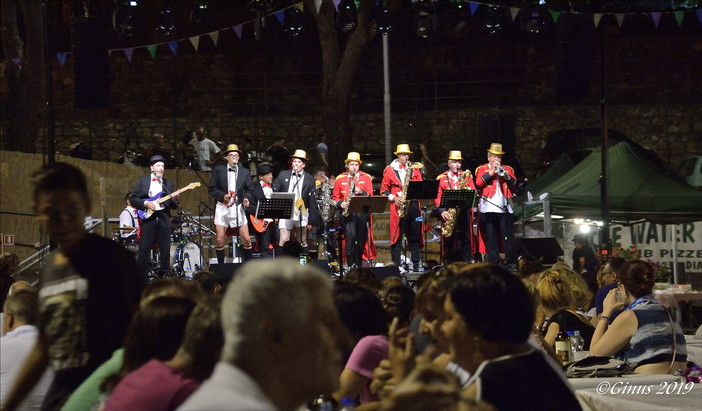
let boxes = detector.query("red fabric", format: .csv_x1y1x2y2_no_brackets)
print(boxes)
380,165,425,246
435,171,479,254
474,163,515,254
333,171,377,261
152,178,160,182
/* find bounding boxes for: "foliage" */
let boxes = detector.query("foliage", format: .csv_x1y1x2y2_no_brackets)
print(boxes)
611,245,640,261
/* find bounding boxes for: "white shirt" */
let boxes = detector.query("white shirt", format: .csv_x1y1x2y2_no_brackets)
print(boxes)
190,138,221,172
118,206,138,238
148,177,164,211
1,325,55,411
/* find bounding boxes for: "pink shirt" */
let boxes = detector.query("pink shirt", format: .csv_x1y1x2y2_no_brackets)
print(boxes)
345,335,389,404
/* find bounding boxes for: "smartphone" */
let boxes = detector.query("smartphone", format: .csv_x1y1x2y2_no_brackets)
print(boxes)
299,256,307,265
615,289,624,304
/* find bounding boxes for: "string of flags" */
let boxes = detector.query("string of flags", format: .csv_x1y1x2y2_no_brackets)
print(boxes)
12,0,702,69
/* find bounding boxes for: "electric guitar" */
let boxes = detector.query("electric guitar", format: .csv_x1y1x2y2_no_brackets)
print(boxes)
249,215,273,233
138,182,201,220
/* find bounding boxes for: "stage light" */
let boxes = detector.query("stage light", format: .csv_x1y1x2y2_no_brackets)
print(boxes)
377,8,392,34
449,1,470,33
155,3,176,38
285,8,305,37
113,0,140,39
337,0,357,34
190,1,212,32
521,7,549,35
415,11,434,39
579,224,591,234
247,0,275,12
483,6,504,35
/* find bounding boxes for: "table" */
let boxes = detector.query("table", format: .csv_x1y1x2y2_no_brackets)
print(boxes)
576,379,702,410
686,335,702,366
568,373,684,390
654,290,702,331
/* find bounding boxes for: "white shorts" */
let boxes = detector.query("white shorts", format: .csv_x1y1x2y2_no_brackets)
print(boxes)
214,203,248,228
278,214,309,230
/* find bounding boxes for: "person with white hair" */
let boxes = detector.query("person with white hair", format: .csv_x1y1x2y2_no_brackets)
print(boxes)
178,258,345,411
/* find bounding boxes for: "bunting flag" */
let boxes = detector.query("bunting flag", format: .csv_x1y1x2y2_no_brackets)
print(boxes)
674,11,684,26
469,2,479,16
209,31,219,46
147,44,158,59
274,10,285,26
233,24,243,39
510,7,520,21
123,48,134,63
56,52,68,67
168,41,178,56
593,13,603,28
550,11,560,23
315,0,322,13
650,12,662,27
333,0,340,12
189,36,200,51
12,56,24,67
615,13,625,28
297,2,304,12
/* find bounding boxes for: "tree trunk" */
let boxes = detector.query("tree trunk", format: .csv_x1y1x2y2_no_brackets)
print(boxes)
1,0,42,153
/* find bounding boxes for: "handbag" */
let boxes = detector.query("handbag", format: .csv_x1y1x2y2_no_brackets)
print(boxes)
564,356,634,378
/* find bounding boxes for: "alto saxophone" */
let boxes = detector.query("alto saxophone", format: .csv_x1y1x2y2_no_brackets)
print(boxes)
441,170,472,238
397,162,424,218
318,175,334,223
342,175,357,217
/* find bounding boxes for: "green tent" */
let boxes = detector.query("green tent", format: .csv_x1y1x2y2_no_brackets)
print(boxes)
517,142,702,223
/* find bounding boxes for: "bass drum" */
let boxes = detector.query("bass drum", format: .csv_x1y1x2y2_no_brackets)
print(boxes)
171,242,202,279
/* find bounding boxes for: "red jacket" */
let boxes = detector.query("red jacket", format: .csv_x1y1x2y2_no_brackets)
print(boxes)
474,163,516,199
380,162,424,245
333,170,376,260
434,170,476,208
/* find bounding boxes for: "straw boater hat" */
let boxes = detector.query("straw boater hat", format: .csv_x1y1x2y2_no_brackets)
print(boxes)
291,149,308,161
344,152,362,164
448,150,463,161
149,155,165,165
225,144,242,155
394,144,413,155
487,143,505,155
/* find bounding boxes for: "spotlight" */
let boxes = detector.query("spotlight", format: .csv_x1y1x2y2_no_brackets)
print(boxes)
415,11,433,39
285,8,305,37
113,0,140,39
337,0,357,34
190,1,212,32
521,7,549,35
155,3,176,38
411,0,441,13
247,0,275,12
377,8,392,34
483,6,504,35
448,0,470,33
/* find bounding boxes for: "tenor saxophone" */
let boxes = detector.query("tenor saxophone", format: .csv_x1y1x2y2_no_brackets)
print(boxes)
397,162,423,218
441,170,472,237
342,175,356,217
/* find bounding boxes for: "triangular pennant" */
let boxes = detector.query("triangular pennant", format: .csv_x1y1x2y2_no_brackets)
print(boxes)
297,2,304,12
189,36,200,51
11,56,24,66
233,24,243,39
274,10,284,25
510,7,520,21
354,0,360,9
147,44,158,59
168,41,178,56
209,31,219,46
56,52,68,67
469,2,479,16
650,12,662,28
315,0,322,13
123,48,134,63
674,11,684,26
550,11,560,23
615,13,625,27
593,13,602,28
333,0,340,12
698,10,702,25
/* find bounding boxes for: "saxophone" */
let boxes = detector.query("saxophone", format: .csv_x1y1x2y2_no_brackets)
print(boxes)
441,170,472,237
342,174,357,217
318,174,334,223
397,162,424,218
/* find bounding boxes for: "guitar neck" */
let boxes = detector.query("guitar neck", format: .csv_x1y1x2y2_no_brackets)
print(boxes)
155,186,191,204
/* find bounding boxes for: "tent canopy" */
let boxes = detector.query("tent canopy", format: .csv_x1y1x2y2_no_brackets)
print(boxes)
517,142,702,223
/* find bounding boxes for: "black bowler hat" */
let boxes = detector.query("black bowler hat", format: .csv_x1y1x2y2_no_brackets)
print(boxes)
149,155,166,165
257,164,273,176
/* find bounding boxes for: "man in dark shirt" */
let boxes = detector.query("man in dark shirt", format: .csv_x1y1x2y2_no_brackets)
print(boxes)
573,234,599,292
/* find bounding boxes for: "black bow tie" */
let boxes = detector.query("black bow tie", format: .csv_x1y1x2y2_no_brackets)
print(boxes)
228,168,237,172
294,173,301,178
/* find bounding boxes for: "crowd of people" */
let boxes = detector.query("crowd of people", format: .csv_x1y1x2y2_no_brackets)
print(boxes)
0,149,695,410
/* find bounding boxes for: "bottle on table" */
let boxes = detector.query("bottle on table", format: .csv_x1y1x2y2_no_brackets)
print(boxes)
339,397,356,411
555,325,573,366
572,330,587,361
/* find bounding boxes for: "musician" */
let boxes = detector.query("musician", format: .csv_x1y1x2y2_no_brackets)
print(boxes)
332,152,375,268
245,164,276,258
380,144,424,270
118,192,138,246
189,126,220,172
209,144,253,264
130,155,179,276
475,143,518,269
272,149,319,251
434,151,477,263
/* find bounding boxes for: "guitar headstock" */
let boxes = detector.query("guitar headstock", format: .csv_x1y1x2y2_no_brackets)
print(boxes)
186,182,201,189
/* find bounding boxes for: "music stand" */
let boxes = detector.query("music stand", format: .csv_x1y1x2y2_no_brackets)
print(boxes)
347,195,388,215
256,193,295,220
404,181,440,270
439,189,476,209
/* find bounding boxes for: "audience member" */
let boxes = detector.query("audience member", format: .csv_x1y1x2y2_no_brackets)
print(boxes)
192,270,225,295
104,297,223,411
179,258,345,411
591,260,687,374
2,163,144,411
382,286,416,329
517,256,543,286
1,289,54,410
342,267,382,296
590,257,626,326
572,234,599,293
0,252,20,308
332,284,389,405
536,269,595,350
446,265,579,410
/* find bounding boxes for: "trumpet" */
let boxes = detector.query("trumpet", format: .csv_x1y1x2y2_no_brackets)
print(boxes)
495,166,507,177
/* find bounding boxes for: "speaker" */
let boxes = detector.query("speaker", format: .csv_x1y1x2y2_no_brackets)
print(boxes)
369,266,401,282
71,16,110,108
514,238,563,264
210,263,243,282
